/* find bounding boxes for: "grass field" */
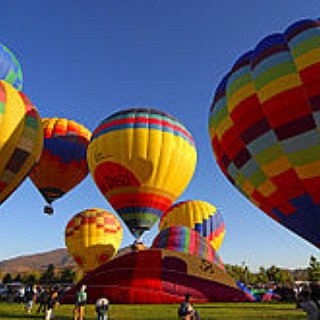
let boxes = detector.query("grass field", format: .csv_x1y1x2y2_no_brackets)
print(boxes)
0,301,306,319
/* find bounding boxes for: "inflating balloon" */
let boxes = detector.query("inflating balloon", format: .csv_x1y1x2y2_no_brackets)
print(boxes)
160,200,225,251
0,43,23,90
153,226,225,270
0,81,43,205
209,18,320,247
87,108,197,238
30,118,91,214
65,208,123,272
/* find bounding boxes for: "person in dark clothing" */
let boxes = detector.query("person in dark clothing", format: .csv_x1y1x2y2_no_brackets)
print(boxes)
37,287,49,314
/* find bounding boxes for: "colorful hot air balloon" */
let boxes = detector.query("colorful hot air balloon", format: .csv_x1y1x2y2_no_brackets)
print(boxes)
87,108,197,238
160,200,225,251
29,118,91,214
152,226,225,270
65,208,123,272
0,81,43,204
0,43,23,90
208,18,320,247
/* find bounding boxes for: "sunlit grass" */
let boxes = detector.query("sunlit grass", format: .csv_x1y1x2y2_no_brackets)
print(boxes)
0,301,306,319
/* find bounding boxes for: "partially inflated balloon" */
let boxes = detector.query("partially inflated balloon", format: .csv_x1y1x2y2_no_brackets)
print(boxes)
30,118,91,213
209,19,320,247
160,200,225,251
65,208,123,272
152,226,224,270
0,81,43,204
0,43,23,90
87,108,197,238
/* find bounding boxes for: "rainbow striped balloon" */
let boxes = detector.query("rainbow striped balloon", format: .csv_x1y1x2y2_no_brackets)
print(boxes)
209,18,320,247
87,108,197,238
160,200,225,251
152,226,224,270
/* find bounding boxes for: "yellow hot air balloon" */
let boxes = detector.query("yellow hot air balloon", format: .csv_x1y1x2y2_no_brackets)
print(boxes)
160,200,225,251
65,208,123,272
87,108,197,238
0,81,43,204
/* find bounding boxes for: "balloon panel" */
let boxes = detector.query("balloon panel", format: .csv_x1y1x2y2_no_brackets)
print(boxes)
0,43,23,90
209,19,320,247
65,208,123,272
160,200,225,251
88,108,197,238
152,226,224,270
0,82,43,204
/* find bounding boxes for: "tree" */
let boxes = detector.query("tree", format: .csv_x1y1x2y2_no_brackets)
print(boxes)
40,264,56,284
59,267,75,284
307,255,320,282
2,273,12,284
14,273,23,283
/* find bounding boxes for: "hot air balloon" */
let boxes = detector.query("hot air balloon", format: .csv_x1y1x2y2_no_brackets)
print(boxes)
87,108,197,239
152,226,225,270
0,81,43,204
29,118,91,214
208,18,320,247
160,200,225,251
0,43,23,90
65,208,123,272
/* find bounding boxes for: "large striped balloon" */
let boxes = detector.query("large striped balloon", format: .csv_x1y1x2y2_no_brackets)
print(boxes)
0,43,23,90
160,200,225,251
87,108,197,238
0,81,43,204
30,118,91,212
152,226,225,270
65,208,123,272
209,19,320,247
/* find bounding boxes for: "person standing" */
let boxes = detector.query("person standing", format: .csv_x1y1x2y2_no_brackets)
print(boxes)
73,285,87,320
95,297,109,320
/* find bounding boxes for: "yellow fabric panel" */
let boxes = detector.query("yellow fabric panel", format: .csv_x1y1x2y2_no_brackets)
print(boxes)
227,83,256,112
261,156,291,177
216,117,233,140
257,74,302,103
212,231,225,252
295,161,320,178
257,180,277,197
295,48,320,70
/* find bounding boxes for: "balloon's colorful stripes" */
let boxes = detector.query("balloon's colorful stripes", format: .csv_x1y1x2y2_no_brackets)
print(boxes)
92,108,195,146
209,19,320,247
152,226,225,271
160,200,225,251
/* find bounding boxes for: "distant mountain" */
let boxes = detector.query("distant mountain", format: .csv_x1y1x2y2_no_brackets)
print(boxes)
0,248,76,274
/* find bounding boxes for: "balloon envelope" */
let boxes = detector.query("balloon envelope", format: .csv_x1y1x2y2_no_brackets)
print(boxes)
0,81,43,205
65,208,123,272
30,118,91,209
0,43,23,90
160,200,225,251
209,19,320,247
87,108,197,238
152,226,224,270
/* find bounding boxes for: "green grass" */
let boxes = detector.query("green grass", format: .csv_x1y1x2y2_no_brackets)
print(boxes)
0,301,306,319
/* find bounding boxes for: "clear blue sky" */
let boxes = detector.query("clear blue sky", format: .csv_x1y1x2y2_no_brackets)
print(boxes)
0,1,319,271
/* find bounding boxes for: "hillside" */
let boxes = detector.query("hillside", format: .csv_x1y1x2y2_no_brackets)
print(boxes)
0,248,75,274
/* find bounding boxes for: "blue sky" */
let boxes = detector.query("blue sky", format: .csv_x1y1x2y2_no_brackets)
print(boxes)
0,1,319,271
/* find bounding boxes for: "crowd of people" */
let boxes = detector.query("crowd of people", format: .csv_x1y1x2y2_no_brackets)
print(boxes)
4,281,320,319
